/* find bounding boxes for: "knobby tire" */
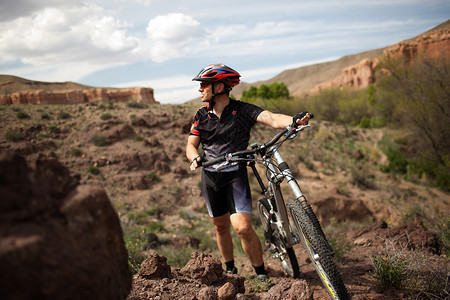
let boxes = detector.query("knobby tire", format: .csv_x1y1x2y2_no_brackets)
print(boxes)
287,199,350,300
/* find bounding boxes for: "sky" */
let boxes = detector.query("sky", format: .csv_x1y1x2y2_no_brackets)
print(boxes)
0,1,448,104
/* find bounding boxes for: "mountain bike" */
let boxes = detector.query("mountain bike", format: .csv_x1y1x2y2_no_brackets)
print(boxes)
202,117,350,300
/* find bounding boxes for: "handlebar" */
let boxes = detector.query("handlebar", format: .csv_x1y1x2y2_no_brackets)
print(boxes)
201,121,312,168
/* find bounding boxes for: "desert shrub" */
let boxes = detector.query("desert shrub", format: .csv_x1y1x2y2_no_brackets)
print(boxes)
124,228,147,274
87,166,100,175
375,54,449,190
41,112,50,119
5,129,22,142
127,101,147,109
16,111,30,119
350,166,375,189
57,111,71,119
242,83,292,113
372,237,450,298
100,112,113,120
314,126,332,143
146,221,166,232
242,82,290,100
146,173,160,181
71,148,82,157
48,125,60,133
134,135,144,141
358,116,385,128
90,134,108,147
372,254,408,291
248,277,274,293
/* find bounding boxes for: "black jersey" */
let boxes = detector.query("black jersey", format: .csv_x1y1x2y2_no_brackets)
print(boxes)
189,99,264,163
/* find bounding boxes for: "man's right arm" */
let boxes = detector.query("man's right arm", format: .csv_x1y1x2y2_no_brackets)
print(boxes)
186,135,201,171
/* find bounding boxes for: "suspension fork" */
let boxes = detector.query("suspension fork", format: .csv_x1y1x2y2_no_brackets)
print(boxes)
272,147,304,199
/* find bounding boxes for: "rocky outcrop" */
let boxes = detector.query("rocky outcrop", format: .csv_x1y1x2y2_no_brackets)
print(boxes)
313,58,377,92
0,151,132,300
128,252,247,300
386,20,450,62
313,20,450,92
0,86,156,105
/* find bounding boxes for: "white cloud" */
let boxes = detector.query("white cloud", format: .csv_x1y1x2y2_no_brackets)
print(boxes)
0,4,139,64
145,13,205,62
0,3,144,81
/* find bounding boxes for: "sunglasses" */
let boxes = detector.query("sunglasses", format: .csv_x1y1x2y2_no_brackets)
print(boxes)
200,82,211,88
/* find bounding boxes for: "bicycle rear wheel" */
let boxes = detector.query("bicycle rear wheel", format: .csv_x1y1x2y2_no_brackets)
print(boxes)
258,198,300,278
287,199,350,300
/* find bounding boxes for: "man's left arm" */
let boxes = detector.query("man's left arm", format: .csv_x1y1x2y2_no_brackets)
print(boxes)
257,110,310,129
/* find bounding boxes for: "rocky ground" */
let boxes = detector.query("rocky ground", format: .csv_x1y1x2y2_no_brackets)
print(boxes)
0,101,449,299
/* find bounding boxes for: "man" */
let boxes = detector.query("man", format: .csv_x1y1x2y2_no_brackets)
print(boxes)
186,64,310,280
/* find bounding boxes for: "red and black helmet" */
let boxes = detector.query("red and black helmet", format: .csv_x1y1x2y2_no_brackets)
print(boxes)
192,63,240,88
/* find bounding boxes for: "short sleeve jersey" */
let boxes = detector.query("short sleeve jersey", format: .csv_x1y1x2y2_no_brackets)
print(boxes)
189,99,264,162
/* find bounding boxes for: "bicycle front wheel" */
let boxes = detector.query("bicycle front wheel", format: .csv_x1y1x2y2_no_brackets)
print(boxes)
258,198,300,278
287,199,350,300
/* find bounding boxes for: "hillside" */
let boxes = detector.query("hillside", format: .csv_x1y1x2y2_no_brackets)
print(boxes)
0,74,94,93
0,101,448,299
231,19,449,99
232,48,385,98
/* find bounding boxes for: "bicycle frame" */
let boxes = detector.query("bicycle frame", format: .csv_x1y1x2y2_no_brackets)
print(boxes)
250,144,302,248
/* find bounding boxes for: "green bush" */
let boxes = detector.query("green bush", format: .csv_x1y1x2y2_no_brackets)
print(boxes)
382,148,409,174
87,166,100,175
41,112,50,120
100,112,113,120
48,125,60,133
16,111,30,119
90,134,108,147
242,82,290,100
372,254,407,291
71,148,82,157
57,111,71,119
146,173,160,181
5,129,22,142
124,230,147,274
127,101,147,109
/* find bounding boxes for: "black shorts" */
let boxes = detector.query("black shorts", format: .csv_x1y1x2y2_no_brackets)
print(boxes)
201,166,253,217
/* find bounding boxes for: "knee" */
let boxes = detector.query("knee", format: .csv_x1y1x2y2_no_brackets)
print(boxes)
214,223,230,236
234,223,253,238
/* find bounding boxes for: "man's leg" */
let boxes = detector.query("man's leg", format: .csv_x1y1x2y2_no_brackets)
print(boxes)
211,213,234,263
230,212,264,267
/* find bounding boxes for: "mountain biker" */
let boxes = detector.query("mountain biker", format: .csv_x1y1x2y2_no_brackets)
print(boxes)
186,63,310,280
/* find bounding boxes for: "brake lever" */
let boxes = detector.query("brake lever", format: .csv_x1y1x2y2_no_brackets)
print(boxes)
296,124,311,132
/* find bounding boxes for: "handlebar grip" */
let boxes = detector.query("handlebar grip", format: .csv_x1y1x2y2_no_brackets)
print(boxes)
292,112,314,128
201,155,226,167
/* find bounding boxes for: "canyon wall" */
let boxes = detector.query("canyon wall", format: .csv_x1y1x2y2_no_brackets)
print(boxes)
312,21,449,93
0,87,156,105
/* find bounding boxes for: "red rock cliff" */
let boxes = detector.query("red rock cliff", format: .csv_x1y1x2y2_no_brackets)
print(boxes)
313,20,450,92
0,87,156,105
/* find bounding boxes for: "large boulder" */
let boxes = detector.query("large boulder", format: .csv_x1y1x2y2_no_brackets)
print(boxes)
0,151,132,300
